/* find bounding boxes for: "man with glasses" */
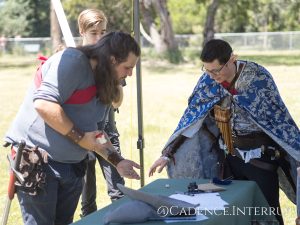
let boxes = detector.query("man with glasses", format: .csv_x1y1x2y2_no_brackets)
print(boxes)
201,56,229,77
149,39,300,225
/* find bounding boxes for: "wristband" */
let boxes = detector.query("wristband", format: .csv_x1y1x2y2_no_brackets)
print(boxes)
162,146,176,165
66,125,84,144
107,151,124,167
162,146,174,158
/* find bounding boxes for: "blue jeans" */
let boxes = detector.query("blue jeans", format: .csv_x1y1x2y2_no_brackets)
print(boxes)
17,159,83,225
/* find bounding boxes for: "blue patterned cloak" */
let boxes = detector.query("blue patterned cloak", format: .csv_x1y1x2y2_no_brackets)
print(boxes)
166,61,300,203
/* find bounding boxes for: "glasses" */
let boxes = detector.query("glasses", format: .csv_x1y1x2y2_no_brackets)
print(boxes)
202,57,230,76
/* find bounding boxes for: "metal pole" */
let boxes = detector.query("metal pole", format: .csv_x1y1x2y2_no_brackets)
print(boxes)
133,0,145,187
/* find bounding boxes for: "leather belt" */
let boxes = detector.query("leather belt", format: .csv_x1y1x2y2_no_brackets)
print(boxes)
232,132,275,149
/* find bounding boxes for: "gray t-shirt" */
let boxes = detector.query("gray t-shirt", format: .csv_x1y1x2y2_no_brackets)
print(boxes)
5,48,109,163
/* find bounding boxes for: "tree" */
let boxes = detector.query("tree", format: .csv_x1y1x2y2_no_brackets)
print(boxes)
168,0,204,34
285,1,300,31
0,0,50,37
140,0,182,63
202,0,219,46
50,2,62,53
1,0,299,44
27,0,50,37
214,0,300,33
0,0,32,37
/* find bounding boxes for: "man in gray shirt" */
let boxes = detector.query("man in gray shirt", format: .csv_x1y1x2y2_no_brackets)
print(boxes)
5,31,141,225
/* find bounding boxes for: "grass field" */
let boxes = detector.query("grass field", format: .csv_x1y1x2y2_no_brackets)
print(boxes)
0,53,299,224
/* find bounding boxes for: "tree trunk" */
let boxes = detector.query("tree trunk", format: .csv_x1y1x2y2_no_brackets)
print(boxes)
141,0,182,63
203,0,219,46
141,0,164,53
50,2,62,53
152,0,178,52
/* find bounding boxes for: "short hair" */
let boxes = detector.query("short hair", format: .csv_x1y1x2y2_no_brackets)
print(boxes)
78,9,107,33
200,39,233,64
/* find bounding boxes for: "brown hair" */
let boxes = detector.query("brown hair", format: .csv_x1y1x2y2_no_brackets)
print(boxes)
77,31,141,105
78,9,107,34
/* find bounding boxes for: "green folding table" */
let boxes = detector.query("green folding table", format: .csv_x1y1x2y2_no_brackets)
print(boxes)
72,178,278,225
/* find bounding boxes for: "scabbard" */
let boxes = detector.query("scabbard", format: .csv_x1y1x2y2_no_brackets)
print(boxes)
214,105,233,154
1,140,26,225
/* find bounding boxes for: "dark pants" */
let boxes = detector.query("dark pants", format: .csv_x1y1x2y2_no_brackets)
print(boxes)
81,109,125,217
81,152,125,216
226,154,283,225
17,160,83,225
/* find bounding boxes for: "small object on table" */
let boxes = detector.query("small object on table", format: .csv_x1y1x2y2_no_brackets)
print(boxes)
184,182,204,196
165,184,170,188
197,183,226,192
212,176,233,185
